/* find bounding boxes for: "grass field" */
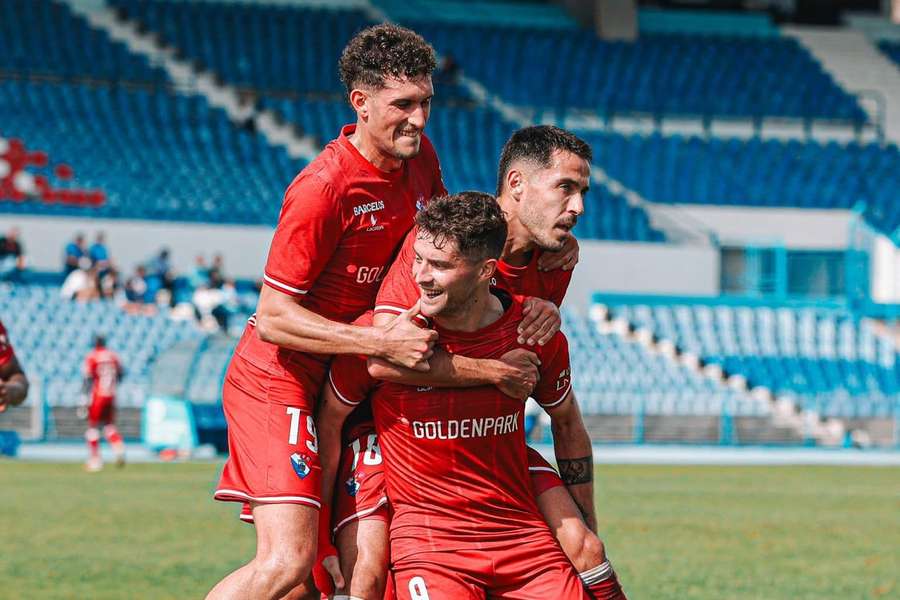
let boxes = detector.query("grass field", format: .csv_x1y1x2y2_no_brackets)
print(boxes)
1,462,898,599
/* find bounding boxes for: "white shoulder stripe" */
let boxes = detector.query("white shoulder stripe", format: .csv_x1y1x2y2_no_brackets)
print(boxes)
264,275,308,295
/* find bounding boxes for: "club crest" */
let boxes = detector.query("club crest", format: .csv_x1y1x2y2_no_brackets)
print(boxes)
290,452,311,479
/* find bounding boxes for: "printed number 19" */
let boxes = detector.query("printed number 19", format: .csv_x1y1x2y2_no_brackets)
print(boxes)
287,408,318,454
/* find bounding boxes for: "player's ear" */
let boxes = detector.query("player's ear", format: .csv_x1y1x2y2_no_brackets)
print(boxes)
479,258,498,282
507,168,524,200
349,88,368,118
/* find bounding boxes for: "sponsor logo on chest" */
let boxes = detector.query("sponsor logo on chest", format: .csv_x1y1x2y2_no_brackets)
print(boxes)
411,411,521,440
353,200,385,217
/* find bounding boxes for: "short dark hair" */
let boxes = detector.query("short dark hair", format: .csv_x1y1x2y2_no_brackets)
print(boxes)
496,125,593,195
415,192,507,263
94,335,106,348
339,24,437,95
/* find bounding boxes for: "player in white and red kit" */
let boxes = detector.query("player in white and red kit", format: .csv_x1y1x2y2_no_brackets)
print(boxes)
328,127,627,599
81,335,125,472
322,192,589,599
0,319,29,412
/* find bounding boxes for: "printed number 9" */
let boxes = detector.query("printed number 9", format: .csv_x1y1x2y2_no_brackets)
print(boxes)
408,576,429,600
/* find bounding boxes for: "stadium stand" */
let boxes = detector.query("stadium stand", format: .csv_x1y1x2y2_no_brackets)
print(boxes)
603,298,899,419
372,0,579,29
401,22,866,121
1,0,166,84
579,130,900,239
637,8,778,36
878,40,900,70
0,80,303,224
0,281,202,408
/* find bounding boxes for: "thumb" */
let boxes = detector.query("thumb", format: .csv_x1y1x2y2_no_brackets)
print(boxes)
323,555,345,589
399,299,422,322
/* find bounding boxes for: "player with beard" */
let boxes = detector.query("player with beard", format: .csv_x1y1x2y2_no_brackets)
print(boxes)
319,126,626,599
322,192,590,599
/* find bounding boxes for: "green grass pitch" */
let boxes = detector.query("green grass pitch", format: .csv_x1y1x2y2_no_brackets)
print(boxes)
1,462,897,599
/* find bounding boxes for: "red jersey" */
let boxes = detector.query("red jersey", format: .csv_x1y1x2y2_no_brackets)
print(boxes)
329,292,573,562
0,320,15,367
374,226,572,322
237,124,445,388
83,348,122,399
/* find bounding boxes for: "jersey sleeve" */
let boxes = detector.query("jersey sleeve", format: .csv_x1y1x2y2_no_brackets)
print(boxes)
0,321,14,367
328,353,377,408
262,174,345,297
373,227,426,324
532,331,572,409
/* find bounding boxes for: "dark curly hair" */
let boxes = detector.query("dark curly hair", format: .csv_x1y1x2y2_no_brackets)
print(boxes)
496,126,593,195
416,192,507,263
339,24,437,95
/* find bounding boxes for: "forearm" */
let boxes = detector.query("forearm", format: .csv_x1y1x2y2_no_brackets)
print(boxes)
551,416,596,532
257,300,381,358
317,412,348,512
367,349,499,388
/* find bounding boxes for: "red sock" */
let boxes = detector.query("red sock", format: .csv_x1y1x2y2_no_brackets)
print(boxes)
581,562,627,600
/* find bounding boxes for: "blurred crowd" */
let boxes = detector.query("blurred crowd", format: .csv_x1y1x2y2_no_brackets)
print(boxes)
1,226,258,334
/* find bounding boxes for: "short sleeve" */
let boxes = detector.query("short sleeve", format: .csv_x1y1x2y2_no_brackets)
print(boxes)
328,353,377,407
0,322,13,367
373,228,427,324
262,174,345,297
532,332,572,409
82,353,95,378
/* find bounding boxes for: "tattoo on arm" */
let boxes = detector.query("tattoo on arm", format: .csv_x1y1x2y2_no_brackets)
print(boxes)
558,456,592,486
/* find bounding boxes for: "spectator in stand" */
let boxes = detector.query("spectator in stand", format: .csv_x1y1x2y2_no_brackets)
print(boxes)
124,265,154,315
147,248,175,305
0,227,25,281
99,265,120,300
189,254,210,289
208,253,226,289
89,232,110,272
61,258,91,301
64,233,87,276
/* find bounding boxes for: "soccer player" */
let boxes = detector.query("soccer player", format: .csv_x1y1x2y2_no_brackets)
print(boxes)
323,126,626,599
81,334,125,472
206,25,552,600
0,319,29,412
322,192,590,599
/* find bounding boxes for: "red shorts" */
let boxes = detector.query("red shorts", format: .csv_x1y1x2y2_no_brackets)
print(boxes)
391,533,588,600
88,396,115,426
214,353,322,508
526,446,565,497
332,431,389,535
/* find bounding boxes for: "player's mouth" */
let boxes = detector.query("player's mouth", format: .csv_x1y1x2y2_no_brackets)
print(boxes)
398,128,420,139
556,218,577,232
421,287,443,300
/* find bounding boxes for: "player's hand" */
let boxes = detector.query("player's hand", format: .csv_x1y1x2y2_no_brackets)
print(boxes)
313,505,344,595
538,235,579,271
519,298,561,346
379,300,438,372
0,379,25,412
495,348,541,400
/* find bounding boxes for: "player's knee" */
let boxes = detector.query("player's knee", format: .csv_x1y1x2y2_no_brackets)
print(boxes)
347,548,388,598
85,427,100,442
253,547,314,594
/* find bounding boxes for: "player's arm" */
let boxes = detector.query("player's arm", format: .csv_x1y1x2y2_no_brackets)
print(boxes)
316,383,355,516
0,354,29,410
366,312,540,400
257,289,437,370
544,391,596,533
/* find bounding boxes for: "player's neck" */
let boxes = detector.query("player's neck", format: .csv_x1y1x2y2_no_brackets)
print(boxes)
498,204,537,268
434,285,503,332
348,126,403,172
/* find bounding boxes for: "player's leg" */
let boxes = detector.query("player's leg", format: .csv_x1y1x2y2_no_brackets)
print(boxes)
84,398,104,471
334,518,389,599
208,354,323,600
206,502,319,600
101,400,125,467
528,448,626,600
331,432,391,599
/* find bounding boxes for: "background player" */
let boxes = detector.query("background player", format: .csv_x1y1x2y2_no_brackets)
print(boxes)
359,126,627,599
0,318,29,412
321,192,590,599
81,334,125,472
